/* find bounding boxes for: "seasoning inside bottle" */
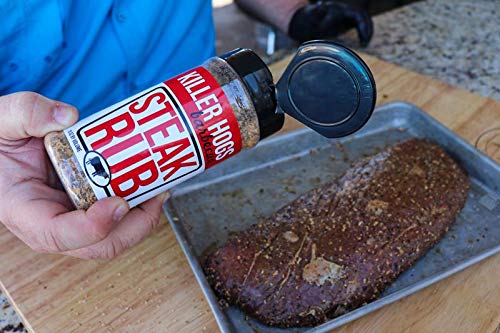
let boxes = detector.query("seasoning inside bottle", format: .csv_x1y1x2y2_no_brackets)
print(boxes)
45,41,376,210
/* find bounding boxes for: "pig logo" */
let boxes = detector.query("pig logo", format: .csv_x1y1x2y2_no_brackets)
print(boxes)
84,151,111,187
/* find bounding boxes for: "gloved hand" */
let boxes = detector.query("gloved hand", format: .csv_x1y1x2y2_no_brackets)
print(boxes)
288,1,373,46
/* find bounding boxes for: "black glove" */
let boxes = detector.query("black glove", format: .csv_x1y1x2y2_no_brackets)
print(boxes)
288,1,373,46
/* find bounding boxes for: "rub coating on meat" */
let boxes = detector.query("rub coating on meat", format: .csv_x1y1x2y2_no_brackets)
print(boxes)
204,139,470,327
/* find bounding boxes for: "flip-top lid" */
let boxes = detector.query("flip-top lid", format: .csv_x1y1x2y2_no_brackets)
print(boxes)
276,41,376,138
221,48,283,140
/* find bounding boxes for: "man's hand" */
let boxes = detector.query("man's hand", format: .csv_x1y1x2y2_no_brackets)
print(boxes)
235,0,372,46
288,1,373,46
0,92,167,259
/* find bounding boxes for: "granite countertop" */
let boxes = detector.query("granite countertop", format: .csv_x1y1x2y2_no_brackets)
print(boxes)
1,0,498,332
338,0,499,100
0,296,24,333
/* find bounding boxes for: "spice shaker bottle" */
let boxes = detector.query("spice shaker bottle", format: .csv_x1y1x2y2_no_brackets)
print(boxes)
45,41,376,210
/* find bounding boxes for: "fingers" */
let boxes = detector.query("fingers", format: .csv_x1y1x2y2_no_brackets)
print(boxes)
4,175,168,258
0,92,78,141
66,192,169,260
289,1,374,45
6,188,130,253
47,197,130,251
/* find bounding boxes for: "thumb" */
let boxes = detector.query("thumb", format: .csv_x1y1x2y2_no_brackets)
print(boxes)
0,91,78,141
351,9,373,46
310,2,329,20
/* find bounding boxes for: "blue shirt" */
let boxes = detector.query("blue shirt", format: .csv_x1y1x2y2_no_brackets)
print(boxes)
0,0,216,118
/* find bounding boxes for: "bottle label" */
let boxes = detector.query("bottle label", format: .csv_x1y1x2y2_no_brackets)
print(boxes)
64,67,243,207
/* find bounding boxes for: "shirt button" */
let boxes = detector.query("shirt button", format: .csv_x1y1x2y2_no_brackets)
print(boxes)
116,12,126,22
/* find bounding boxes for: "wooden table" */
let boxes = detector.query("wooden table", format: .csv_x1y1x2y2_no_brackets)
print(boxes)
1,54,499,333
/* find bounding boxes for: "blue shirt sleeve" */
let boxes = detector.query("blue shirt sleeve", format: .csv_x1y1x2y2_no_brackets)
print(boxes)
0,0,216,119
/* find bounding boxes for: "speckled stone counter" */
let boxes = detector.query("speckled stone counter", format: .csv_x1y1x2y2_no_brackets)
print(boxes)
338,0,499,100
0,293,24,333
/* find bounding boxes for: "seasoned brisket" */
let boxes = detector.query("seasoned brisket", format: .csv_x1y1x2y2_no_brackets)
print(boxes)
204,139,470,327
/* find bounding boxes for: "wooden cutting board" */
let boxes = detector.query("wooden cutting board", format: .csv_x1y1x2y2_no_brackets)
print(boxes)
0,53,499,333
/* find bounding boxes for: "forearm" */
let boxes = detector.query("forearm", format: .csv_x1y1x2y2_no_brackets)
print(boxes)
235,0,308,33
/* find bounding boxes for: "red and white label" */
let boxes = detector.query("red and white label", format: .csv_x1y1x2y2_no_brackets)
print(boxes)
64,67,242,207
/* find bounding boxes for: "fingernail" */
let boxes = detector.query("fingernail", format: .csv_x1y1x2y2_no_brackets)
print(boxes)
113,202,129,222
54,104,76,127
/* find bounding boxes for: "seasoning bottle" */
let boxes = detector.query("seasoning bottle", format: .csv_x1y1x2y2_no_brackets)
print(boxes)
45,41,376,210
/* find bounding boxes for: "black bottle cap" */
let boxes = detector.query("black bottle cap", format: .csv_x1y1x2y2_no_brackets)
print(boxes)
220,49,284,140
276,41,376,138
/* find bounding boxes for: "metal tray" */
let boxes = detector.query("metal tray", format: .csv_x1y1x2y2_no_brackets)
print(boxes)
164,102,500,333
